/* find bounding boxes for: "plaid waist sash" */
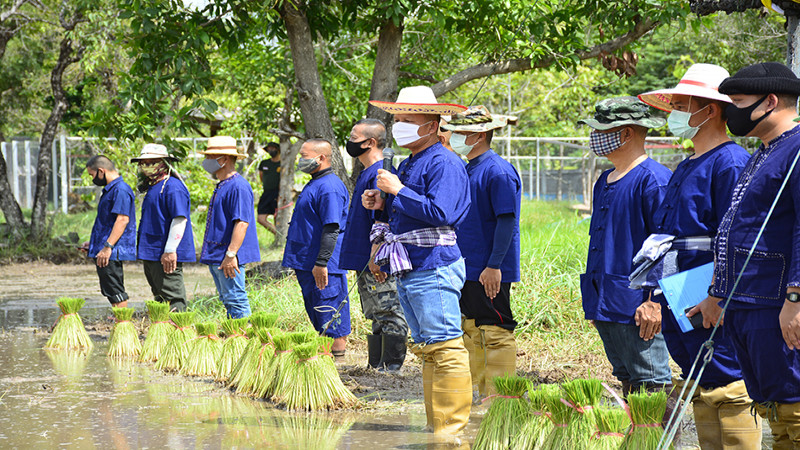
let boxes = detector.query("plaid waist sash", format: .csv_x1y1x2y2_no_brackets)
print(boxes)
369,223,457,277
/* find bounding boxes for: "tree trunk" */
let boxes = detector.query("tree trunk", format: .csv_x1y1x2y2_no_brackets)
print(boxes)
278,0,350,190
788,15,800,75
0,148,26,234
273,137,301,249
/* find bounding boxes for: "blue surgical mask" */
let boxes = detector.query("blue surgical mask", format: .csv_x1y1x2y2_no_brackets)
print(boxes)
450,133,477,156
297,157,320,174
202,157,225,174
667,105,710,140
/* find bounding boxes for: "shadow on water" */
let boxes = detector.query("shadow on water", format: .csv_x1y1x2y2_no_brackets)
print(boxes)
0,298,109,329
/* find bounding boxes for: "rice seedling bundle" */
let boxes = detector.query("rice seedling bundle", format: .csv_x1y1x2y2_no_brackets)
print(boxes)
154,311,197,372
107,307,141,358
232,327,276,396
620,389,671,450
268,332,303,402
181,322,222,377
313,336,357,408
45,297,93,350
590,407,630,450
541,383,573,450
250,311,279,329
473,375,530,450
511,383,558,450
560,378,603,450
215,317,249,382
227,327,259,390
275,341,321,410
140,300,174,362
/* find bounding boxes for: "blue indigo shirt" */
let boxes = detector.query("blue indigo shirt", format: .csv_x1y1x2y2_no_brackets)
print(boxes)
581,158,672,324
379,142,471,272
282,169,349,275
200,173,260,265
712,125,800,308
457,150,521,282
339,160,383,271
89,176,137,260
137,176,196,262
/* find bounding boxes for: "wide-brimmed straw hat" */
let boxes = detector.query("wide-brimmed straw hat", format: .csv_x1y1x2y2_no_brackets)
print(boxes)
199,135,245,160
578,96,665,131
369,86,467,115
130,143,178,162
638,64,732,112
440,105,518,132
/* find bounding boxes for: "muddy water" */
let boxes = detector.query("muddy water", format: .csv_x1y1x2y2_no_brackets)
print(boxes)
0,331,481,449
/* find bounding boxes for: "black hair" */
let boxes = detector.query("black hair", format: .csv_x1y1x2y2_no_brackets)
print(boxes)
355,118,387,148
86,155,116,171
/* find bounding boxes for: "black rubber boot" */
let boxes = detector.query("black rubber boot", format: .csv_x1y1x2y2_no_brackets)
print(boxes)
379,334,407,373
367,334,383,369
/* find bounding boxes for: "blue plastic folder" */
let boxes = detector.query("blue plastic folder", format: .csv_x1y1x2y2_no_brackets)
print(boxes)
658,262,714,333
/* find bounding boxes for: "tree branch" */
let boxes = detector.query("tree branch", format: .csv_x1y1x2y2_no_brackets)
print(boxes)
399,70,438,83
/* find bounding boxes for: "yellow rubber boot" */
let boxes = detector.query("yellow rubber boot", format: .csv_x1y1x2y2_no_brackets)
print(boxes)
773,402,800,450
692,398,723,449
717,402,762,449
410,343,434,429
462,318,485,395
481,325,517,396
425,338,472,436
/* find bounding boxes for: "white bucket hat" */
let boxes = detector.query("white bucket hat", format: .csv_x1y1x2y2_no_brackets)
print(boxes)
369,86,467,115
199,135,245,160
638,63,732,112
130,143,177,162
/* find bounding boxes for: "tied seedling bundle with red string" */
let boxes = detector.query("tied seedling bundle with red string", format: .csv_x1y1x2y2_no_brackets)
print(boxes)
45,297,93,350
107,307,141,358
271,330,317,403
232,327,277,396
215,317,249,382
472,375,530,450
512,383,558,450
276,341,322,411
155,311,197,372
560,378,603,450
139,301,173,362
181,322,221,377
226,311,278,388
590,407,629,450
541,383,572,450
620,389,671,449
313,336,356,408
255,331,290,399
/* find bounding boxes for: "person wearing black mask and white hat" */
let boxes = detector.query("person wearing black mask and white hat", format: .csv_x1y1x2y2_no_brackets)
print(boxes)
701,62,800,447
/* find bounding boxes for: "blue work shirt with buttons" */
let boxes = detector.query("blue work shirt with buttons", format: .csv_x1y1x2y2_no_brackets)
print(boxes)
200,173,261,266
339,160,386,271
89,176,137,260
581,157,672,324
137,176,197,263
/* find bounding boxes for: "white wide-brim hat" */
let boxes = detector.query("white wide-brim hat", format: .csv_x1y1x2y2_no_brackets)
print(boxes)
131,143,178,162
369,86,467,115
638,63,732,112
199,135,245,160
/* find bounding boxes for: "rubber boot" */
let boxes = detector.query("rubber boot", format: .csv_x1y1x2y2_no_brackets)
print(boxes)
461,318,485,396
410,343,433,429
621,380,632,398
718,402,762,449
771,402,800,450
425,338,472,436
481,325,516,396
692,397,723,449
379,334,407,372
366,334,383,369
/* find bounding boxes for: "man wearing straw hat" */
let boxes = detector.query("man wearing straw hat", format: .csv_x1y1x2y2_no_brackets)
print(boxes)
199,136,260,319
440,106,521,400
577,97,673,397
339,119,408,371
364,85,472,436
283,138,351,357
702,62,800,448
638,64,761,448
132,143,196,313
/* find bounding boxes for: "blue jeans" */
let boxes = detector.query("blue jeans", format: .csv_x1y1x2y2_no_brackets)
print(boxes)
396,258,465,345
208,264,251,319
594,320,672,386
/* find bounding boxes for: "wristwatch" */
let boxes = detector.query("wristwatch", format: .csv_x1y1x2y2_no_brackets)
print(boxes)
225,250,237,259
104,241,115,249
707,285,715,296
787,292,800,303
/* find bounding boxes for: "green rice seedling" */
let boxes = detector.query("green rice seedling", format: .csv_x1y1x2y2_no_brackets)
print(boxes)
289,329,318,345
215,317,249,382
155,311,197,372
227,327,258,390
313,336,357,408
140,301,174,362
621,389,671,450
107,307,141,358
590,407,630,450
249,311,279,329
233,327,275,396
512,383,558,450
541,383,573,450
561,378,603,449
45,297,93,350
473,375,530,449
277,341,320,411
255,330,291,399
268,333,299,402
181,322,222,377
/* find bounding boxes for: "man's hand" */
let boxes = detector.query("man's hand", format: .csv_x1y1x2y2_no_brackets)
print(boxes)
368,259,387,283
376,169,404,196
220,255,240,279
313,265,328,290
362,189,385,211
161,252,177,274
96,247,112,268
479,267,502,299
687,296,724,328
634,301,662,341
780,300,800,350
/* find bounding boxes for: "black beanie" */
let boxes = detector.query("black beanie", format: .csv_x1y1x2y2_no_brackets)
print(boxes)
719,62,800,96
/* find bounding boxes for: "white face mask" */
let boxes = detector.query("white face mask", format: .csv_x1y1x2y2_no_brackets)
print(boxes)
450,133,477,155
393,121,433,147
667,104,710,140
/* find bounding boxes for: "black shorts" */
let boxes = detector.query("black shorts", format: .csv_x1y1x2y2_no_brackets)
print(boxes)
257,189,279,215
459,280,516,330
96,260,129,305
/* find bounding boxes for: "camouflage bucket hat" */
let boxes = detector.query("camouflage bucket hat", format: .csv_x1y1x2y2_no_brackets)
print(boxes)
578,96,665,131
439,105,518,132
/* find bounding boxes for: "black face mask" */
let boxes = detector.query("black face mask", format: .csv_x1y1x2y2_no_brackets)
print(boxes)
92,170,107,187
345,139,370,158
267,149,279,157
725,95,773,137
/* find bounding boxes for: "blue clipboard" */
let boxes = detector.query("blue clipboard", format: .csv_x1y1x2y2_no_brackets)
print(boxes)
657,262,714,333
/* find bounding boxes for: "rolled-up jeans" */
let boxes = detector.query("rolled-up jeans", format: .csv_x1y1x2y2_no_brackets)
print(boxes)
396,258,466,345
593,320,672,387
208,264,251,319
